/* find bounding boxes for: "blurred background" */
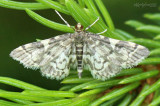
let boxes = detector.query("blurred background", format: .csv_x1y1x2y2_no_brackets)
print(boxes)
0,0,159,91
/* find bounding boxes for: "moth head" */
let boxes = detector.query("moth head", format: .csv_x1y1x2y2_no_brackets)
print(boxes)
75,23,83,32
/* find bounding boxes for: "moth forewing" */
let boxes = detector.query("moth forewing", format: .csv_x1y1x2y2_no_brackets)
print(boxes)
82,33,149,80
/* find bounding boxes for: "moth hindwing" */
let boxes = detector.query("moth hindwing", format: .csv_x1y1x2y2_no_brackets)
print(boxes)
10,24,149,81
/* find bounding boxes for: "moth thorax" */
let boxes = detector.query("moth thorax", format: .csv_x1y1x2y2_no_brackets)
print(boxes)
75,23,83,32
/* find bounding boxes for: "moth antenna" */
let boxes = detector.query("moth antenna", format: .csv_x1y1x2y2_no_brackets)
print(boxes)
97,29,107,35
55,10,71,28
85,17,100,31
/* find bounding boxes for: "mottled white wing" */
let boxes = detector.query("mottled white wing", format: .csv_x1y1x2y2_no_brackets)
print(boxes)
83,33,150,81
10,33,76,80
40,43,75,80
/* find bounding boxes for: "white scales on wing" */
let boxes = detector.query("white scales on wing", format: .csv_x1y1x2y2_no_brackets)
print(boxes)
10,10,150,81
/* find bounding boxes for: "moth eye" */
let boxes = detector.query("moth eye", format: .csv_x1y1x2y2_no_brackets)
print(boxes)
80,25,83,29
75,25,77,29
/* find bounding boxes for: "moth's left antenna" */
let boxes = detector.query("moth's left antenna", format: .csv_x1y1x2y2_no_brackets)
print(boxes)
55,10,71,28
85,17,100,31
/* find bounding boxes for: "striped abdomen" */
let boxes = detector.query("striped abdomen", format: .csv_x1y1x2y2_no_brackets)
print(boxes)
76,42,83,78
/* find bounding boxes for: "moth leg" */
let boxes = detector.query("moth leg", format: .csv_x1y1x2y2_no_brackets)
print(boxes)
97,29,107,35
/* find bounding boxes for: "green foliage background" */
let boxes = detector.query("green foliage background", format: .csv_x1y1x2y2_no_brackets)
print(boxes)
0,0,160,105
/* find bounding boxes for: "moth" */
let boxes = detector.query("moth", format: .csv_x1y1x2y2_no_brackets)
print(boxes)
10,10,150,81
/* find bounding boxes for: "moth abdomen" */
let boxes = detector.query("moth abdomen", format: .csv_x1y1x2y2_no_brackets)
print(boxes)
76,42,83,78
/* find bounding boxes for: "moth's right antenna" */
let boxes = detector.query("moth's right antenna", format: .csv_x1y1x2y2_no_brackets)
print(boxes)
55,10,71,28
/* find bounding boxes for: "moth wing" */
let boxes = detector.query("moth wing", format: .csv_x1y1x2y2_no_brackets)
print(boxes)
40,42,77,80
10,33,75,77
84,33,149,80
